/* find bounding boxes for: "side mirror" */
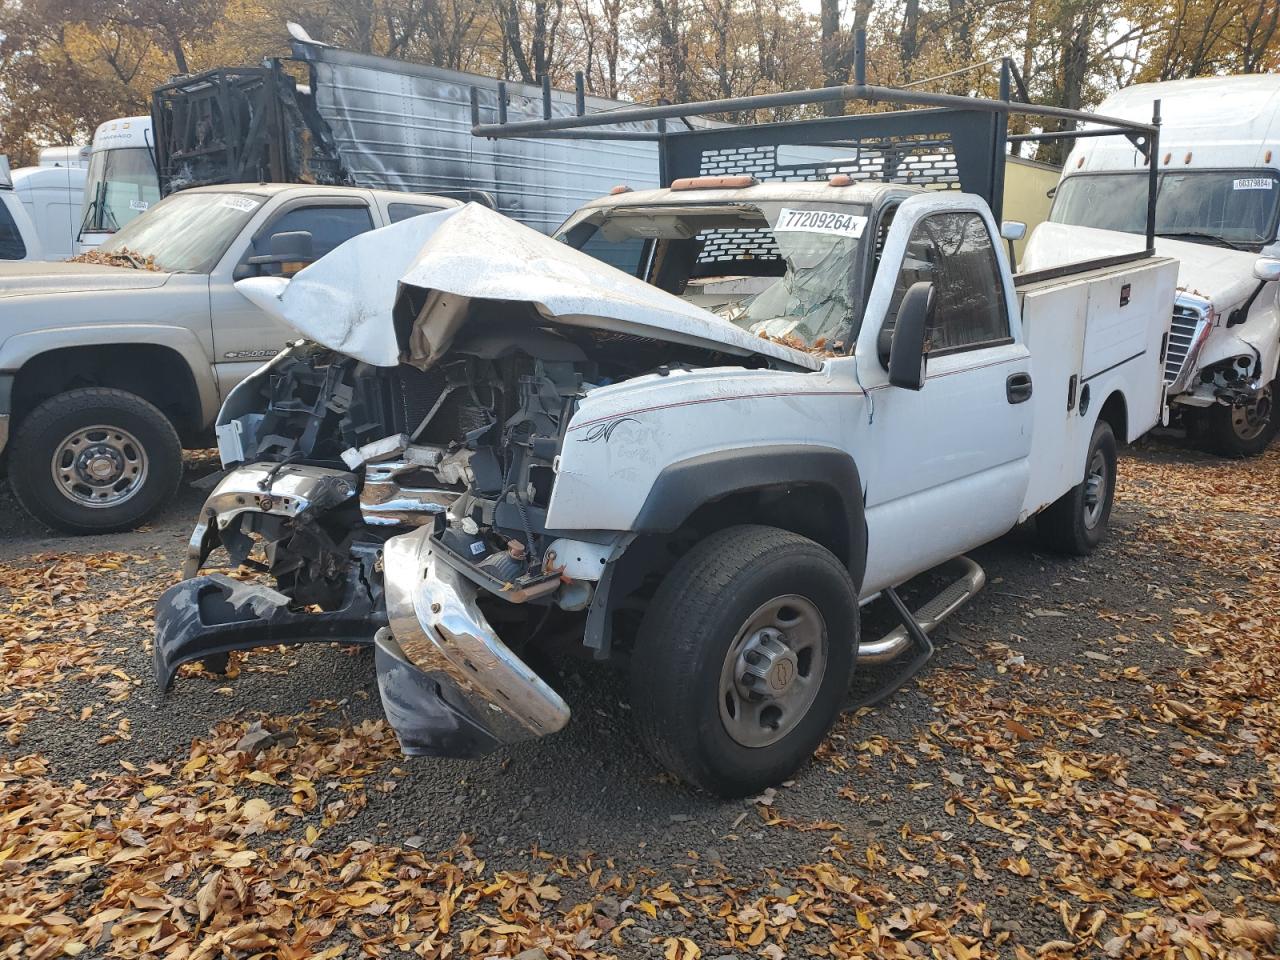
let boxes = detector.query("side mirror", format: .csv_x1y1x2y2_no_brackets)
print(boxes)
1000,221,1027,242
270,230,314,261
246,230,314,266
239,230,315,280
1000,221,1027,272
1253,257,1280,283
887,281,933,390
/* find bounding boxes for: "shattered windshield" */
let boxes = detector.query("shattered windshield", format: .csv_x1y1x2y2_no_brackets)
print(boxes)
1051,170,1280,250
94,191,262,273
560,200,867,350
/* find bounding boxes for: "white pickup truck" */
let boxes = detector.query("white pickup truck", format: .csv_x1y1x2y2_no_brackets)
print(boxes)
155,178,1176,795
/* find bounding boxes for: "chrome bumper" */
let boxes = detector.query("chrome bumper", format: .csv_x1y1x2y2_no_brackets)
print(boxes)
184,462,357,577
377,526,570,755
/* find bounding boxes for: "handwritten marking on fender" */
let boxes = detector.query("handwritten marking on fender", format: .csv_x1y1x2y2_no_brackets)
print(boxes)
578,417,640,443
773,208,868,238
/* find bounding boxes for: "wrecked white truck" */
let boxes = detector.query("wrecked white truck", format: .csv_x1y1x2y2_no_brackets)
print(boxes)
155,74,1176,796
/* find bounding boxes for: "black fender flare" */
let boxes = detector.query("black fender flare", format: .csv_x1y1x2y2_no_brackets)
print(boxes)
631,443,867,591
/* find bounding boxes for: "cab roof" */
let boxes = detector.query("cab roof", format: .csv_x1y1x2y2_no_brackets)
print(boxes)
177,183,464,207
1065,74,1280,174
577,179,921,213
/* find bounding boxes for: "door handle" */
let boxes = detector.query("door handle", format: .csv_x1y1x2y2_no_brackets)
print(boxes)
1006,372,1033,404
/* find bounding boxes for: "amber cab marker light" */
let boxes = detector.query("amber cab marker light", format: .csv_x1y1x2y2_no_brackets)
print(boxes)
609,184,632,195
670,175,758,191
828,174,854,187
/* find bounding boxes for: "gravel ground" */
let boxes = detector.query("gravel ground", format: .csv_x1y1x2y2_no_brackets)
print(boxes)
1,437,1277,959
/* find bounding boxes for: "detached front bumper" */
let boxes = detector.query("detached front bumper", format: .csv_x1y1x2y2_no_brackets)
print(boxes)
154,572,384,690
376,526,570,758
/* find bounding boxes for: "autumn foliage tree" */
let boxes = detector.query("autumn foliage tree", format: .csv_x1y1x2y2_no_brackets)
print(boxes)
2,0,1278,164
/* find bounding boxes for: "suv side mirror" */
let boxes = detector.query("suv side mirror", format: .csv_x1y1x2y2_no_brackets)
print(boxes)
887,281,933,390
1253,257,1280,283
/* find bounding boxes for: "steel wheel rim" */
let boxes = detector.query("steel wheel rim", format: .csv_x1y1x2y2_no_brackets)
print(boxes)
1230,385,1273,442
717,594,828,748
1082,449,1108,529
50,424,149,508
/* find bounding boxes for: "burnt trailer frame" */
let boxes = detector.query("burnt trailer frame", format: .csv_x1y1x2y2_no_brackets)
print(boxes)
151,64,350,196
469,32,1162,283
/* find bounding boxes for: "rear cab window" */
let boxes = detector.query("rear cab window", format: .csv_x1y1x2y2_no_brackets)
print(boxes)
387,202,447,224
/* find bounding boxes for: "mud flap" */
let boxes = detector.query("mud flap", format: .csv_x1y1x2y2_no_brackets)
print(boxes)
153,574,386,691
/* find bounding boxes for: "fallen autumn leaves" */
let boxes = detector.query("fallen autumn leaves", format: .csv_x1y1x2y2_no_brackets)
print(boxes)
1,443,1278,959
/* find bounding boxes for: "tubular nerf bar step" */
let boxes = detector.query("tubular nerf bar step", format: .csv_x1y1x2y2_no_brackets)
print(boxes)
857,555,986,666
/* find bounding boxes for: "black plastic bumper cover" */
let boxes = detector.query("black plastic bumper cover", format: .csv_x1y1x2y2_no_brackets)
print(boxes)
373,631,503,759
153,574,385,691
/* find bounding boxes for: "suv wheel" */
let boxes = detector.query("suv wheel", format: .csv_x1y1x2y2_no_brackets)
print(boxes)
9,388,183,534
631,525,858,797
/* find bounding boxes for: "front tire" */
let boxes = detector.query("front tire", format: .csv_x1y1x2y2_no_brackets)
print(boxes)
1202,381,1278,458
8,388,183,534
1036,419,1117,556
631,525,858,797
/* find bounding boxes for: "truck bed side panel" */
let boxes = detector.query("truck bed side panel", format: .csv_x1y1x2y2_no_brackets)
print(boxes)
1017,282,1089,517
1017,257,1176,518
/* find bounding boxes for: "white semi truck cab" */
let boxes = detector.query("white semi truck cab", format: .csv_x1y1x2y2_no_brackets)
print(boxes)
78,116,160,253
1033,75,1280,456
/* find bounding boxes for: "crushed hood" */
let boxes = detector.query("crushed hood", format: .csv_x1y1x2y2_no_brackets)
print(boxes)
236,202,819,371
1023,223,1264,309
0,261,171,299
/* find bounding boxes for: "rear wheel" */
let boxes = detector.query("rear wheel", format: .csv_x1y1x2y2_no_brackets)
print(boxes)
1202,381,1278,458
630,525,858,797
8,388,183,534
1036,419,1117,556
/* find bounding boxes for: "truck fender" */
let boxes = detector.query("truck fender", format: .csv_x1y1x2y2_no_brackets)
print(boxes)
631,443,867,590
0,325,221,426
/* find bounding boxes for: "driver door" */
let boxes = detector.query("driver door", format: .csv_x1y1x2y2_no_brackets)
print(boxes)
855,195,1033,595
208,196,375,398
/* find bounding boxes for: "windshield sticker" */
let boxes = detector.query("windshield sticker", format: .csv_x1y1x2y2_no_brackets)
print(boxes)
1233,178,1274,190
219,196,261,212
774,208,867,238
129,199,149,211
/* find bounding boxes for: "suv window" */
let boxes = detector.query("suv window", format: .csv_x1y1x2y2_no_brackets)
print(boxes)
387,202,445,223
885,212,1009,353
0,200,27,260
250,204,374,275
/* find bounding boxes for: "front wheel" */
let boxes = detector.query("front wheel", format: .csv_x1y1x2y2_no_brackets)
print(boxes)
630,525,858,797
8,388,183,534
1036,419,1117,556
1202,381,1278,458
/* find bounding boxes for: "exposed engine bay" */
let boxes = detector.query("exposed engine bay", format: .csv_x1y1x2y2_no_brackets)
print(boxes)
197,320,659,610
